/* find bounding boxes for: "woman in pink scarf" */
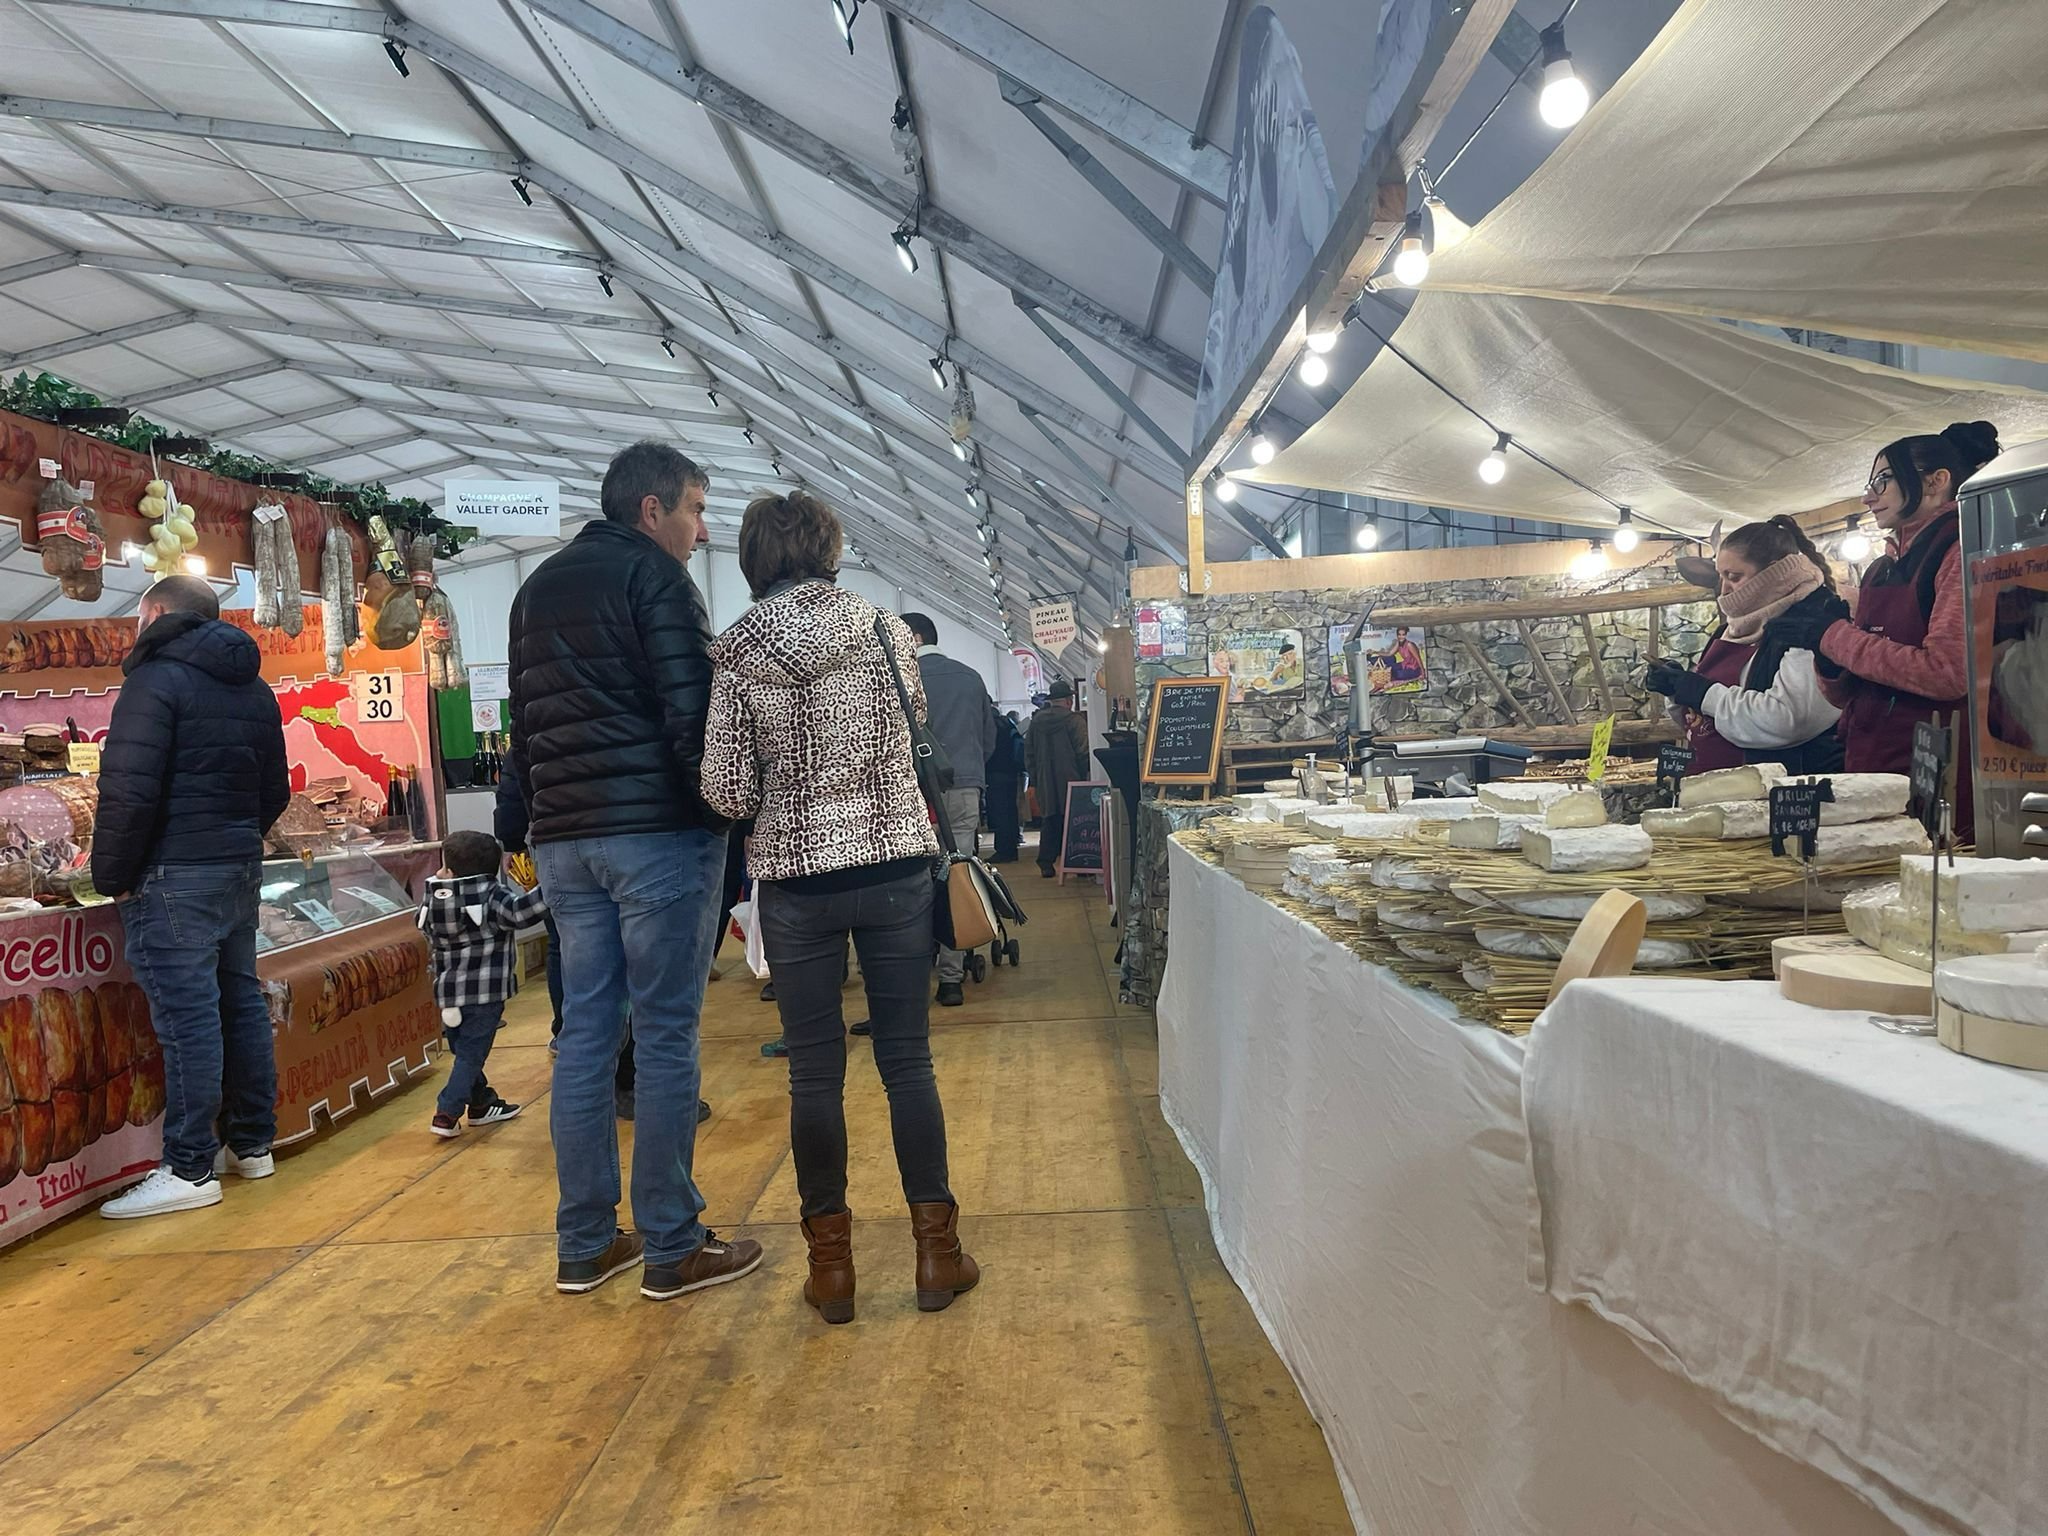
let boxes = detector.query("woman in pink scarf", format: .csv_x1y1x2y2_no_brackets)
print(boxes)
1644,516,1849,773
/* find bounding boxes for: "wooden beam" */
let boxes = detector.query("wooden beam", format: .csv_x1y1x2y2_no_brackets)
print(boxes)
1579,614,1619,716
1517,619,1574,723
1450,625,1536,728
1368,581,1703,628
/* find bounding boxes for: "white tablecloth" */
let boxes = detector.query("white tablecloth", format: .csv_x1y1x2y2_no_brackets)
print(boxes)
1526,978,2048,1536
1158,842,1895,1536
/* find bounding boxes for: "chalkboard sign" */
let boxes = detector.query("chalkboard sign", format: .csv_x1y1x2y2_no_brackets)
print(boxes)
1655,743,1695,807
1909,718,1953,837
1141,677,1228,785
1769,779,1835,860
1057,781,1112,880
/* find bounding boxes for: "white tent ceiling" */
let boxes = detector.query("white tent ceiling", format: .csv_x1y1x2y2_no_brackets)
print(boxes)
0,0,1408,652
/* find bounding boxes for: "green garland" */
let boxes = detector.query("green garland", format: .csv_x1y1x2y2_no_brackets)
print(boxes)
2,370,480,559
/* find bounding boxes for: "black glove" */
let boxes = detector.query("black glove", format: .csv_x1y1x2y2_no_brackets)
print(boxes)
1766,613,1837,654
1644,660,1712,712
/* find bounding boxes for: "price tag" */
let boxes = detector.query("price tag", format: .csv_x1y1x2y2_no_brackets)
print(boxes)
467,663,510,702
1655,742,1694,806
1586,714,1616,784
37,458,59,479
1769,779,1835,861
77,480,94,499
351,670,404,724
65,742,101,774
293,899,345,933
1909,719,1953,837
471,698,502,733
341,884,402,916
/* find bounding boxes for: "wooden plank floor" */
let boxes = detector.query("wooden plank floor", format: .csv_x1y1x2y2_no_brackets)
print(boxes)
0,873,1352,1535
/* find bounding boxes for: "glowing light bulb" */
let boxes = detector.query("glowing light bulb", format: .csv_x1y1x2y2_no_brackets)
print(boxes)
1611,522,1640,554
1479,433,1509,485
1298,352,1329,387
1305,327,1339,355
183,554,209,576
1839,516,1873,562
1249,434,1276,467
1214,475,1240,504
1538,24,1591,129
1569,545,1607,581
1392,231,1430,287
1355,521,1380,551
1095,637,1108,653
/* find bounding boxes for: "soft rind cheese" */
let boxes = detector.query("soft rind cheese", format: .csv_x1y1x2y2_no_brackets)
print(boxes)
1785,772,1910,826
1719,800,1770,840
1304,812,1420,841
1449,814,1538,850
1393,936,1461,966
1678,762,1788,808
1543,788,1609,829
1250,797,1319,823
1496,889,1706,922
1405,798,1480,821
1474,925,1699,968
1377,900,1452,932
1732,873,1893,912
1643,806,1725,839
1520,824,1653,873
1934,953,2048,1027
1899,856,2048,934
1842,882,1898,948
1370,854,1448,892
1478,782,1580,815
1805,818,1930,869
1882,925,2048,973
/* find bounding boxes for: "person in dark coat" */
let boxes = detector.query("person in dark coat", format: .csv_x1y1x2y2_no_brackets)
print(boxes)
984,708,1024,863
94,576,289,1220
492,753,563,1036
1027,681,1090,877
509,439,760,1299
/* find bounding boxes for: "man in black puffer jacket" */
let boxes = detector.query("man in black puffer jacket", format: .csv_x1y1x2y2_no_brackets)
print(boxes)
93,576,289,1221
509,440,761,1301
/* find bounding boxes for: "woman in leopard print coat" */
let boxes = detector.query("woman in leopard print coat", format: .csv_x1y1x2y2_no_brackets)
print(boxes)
701,492,974,1323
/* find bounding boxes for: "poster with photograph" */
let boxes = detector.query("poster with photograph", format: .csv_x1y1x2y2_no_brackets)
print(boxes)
1970,547,2048,779
1210,629,1304,700
1327,624,1429,697
1135,604,1189,660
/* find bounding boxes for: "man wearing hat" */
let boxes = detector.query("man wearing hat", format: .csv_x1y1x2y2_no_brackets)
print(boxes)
1026,680,1091,878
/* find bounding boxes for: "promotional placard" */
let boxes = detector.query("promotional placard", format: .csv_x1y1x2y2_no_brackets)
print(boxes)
443,479,561,538
1030,598,1078,653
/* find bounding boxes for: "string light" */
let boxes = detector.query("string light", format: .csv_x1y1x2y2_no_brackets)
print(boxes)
1610,507,1640,553
1538,22,1591,129
1839,513,1874,563
1213,473,1239,504
1298,351,1330,388
1391,210,1430,286
1248,431,1277,467
1569,542,1608,581
597,269,614,299
1355,519,1380,550
1478,431,1510,485
1303,314,1340,355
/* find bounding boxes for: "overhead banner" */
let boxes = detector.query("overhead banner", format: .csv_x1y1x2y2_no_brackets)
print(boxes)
1192,6,1338,445
1029,599,1078,653
443,479,560,538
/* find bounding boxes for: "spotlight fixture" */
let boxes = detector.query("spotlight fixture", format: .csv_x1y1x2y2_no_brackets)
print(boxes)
382,39,409,77
509,175,533,207
1478,431,1510,485
1213,473,1240,504
1569,542,1608,581
1355,519,1380,551
952,438,969,461
1249,431,1277,467
598,269,614,298
1095,636,1108,653
742,427,756,445
964,483,981,510
1298,351,1330,388
660,336,676,359
892,222,920,274
831,0,861,53
1839,513,1874,563
1610,507,1640,554
930,355,948,390
1538,22,1591,129
706,388,720,408
1392,209,1430,287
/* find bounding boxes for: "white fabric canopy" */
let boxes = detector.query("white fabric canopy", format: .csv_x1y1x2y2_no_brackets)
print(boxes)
1527,977,2048,1536
1240,290,2048,533
1423,0,2048,362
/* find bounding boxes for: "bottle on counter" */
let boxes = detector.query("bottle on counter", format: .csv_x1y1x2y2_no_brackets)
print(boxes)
406,765,429,843
384,765,407,825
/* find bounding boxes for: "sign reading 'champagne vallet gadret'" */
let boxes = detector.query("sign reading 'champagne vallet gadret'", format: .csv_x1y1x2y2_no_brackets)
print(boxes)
443,479,561,537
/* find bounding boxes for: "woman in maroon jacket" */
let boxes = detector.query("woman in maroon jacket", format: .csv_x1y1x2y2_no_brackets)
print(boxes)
1816,420,2000,842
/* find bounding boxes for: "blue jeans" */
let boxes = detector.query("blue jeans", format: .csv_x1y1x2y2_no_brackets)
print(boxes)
119,861,274,1181
437,1002,503,1119
536,829,727,1266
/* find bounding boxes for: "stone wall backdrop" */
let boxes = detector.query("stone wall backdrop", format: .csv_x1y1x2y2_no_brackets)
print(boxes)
1135,557,1719,746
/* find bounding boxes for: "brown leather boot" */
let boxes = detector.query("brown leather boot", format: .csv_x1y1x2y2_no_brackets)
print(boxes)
801,1210,855,1324
910,1201,979,1312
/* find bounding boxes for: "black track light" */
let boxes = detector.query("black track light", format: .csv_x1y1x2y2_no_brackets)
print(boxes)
660,336,676,359
743,428,756,446
929,356,948,390
706,388,720,408
598,270,614,298
382,39,409,77
509,176,533,207
892,223,920,275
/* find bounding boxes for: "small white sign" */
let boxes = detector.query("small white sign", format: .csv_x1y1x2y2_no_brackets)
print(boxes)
1030,598,1078,653
351,670,405,724
471,698,502,733
444,479,560,537
467,662,510,702
294,899,345,933
341,885,402,916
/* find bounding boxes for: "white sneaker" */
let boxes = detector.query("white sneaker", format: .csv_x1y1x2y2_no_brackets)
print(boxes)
101,1166,223,1220
214,1146,276,1180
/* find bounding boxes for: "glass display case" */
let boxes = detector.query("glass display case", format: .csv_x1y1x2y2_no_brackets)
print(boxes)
255,850,415,955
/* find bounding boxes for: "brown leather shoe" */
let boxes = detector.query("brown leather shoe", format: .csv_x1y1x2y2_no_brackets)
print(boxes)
802,1210,856,1324
910,1201,979,1312
640,1231,764,1301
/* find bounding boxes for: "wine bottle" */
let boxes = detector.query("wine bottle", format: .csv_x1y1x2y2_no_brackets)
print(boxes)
384,766,405,823
406,765,429,842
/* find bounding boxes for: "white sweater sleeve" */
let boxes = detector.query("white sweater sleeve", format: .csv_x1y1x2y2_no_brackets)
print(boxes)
1701,649,1841,750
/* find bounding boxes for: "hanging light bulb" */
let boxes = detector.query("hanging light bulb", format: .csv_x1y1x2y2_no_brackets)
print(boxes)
1478,431,1510,485
964,483,980,510
929,355,948,390
1391,210,1430,287
1095,636,1108,653
1609,508,1640,553
892,223,919,274
1839,513,1874,563
1355,519,1380,551
1538,22,1591,129
1213,473,1240,504
1249,431,1277,467
1298,351,1329,388
952,438,969,461
1569,542,1608,581
1305,326,1339,355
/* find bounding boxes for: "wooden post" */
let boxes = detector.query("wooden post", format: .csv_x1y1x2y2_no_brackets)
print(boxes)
1643,604,1662,718
1579,614,1619,716
1184,478,1206,602
1517,619,1574,723
1451,626,1537,728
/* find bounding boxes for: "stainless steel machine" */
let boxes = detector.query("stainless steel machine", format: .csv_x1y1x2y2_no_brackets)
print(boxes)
1959,442,2048,857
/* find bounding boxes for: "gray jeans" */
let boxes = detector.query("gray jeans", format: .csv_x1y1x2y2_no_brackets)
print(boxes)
935,785,981,983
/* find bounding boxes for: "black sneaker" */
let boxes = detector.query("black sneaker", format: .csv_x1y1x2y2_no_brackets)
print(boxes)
936,982,964,1007
470,1098,522,1127
556,1229,645,1294
698,1098,711,1123
849,1020,872,1037
641,1232,765,1300
759,981,777,1002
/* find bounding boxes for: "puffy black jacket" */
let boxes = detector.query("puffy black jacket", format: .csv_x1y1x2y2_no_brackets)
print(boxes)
92,611,290,895
492,754,529,852
508,520,726,842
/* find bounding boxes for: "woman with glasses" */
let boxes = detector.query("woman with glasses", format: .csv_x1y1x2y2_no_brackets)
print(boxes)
1644,516,1849,773
1812,420,2001,841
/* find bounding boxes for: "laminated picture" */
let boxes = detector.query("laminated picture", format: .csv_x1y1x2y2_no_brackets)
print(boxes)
1210,629,1303,700
1970,547,2048,776
1328,625,1428,697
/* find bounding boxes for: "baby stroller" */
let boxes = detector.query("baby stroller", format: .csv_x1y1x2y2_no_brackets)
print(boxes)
965,857,1028,982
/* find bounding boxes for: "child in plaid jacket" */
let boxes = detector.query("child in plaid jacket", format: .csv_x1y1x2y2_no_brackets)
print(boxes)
418,830,549,1138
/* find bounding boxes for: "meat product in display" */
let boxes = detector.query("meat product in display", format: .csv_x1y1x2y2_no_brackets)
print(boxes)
33,987,83,1094
0,1049,18,1186
422,589,462,689
17,1099,51,1178
0,993,49,1103
320,525,360,676
50,1087,86,1163
34,476,107,602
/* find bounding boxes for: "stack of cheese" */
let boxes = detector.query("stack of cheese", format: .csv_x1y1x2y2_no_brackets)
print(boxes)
1205,821,1317,889
1643,766,1928,866
1279,844,1342,902
1936,942,2048,1070
1869,857,2048,970
1478,780,1658,876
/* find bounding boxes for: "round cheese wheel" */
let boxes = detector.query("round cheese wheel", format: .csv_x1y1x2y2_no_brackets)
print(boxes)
1499,889,1706,922
1378,900,1451,932
1779,951,1932,1014
1938,1002,2048,1071
1933,953,2048,1027
1770,933,1873,977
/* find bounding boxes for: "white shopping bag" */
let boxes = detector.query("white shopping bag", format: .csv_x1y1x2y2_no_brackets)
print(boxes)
728,897,770,979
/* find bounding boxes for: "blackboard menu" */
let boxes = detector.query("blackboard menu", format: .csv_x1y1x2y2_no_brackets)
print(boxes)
1909,718,1953,836
1769,779,1835,860
1142,677,1228,785
1058,782,1111,877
